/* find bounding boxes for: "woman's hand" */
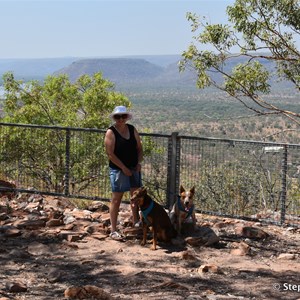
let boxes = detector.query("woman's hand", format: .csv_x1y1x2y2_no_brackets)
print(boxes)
122,166,133,176
135,163,142,173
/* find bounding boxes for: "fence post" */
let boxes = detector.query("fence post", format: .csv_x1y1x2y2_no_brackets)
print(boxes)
64,128,71,197
167,132,180,209
280,145,288,225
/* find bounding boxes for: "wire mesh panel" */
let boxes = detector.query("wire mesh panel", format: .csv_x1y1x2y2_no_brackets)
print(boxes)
179,136,300,226
0,124,110,200
0,124,67,193
140,133,170,205
67,128,110,200
0,124,172,204
286,145,300,226
1,123,299,227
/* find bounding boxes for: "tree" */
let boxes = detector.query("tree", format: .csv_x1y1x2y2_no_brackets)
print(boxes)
180,0,300,126
2,72,130,128
0,72,130,195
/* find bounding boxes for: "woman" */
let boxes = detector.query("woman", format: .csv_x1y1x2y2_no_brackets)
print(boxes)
104,106,143,240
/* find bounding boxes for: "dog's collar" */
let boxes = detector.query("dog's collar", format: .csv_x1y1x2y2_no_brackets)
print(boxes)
177,195,194,219
141,199,154,225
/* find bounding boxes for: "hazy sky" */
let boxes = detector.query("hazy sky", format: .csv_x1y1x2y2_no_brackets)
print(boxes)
1,0,234,59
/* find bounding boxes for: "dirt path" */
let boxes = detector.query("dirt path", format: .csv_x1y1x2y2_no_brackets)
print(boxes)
0,196,299,300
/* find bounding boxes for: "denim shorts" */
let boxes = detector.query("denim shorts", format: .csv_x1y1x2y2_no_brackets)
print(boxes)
109,167,142,192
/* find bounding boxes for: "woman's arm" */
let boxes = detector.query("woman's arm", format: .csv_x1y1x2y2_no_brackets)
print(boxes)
134,127,143,172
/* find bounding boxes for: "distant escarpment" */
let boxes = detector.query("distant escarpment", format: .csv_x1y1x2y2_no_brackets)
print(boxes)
54,58,197,89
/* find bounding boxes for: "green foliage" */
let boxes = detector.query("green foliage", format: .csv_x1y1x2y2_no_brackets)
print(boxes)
181,0,300,124
225,61,270,96
0,122,108,195
193,159,280,215
141,133,169,204
0,72,130,193
287,177,300,215
2,72,130,128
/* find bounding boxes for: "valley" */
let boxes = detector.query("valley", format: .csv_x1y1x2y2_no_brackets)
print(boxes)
0,55,299,144
123,87,300,144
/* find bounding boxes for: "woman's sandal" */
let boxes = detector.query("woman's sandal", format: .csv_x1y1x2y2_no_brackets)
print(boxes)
109,231,124,241
134,220,142,228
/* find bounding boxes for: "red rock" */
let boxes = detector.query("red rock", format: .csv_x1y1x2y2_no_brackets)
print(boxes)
64,285,113,299
198,264,220,274
46,219,64,227
5,282,27,293
235,226,269,239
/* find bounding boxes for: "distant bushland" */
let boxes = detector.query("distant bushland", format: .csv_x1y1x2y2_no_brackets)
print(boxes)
0,55,298,144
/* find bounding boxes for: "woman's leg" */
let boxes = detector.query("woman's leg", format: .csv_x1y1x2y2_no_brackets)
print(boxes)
110,191,123,233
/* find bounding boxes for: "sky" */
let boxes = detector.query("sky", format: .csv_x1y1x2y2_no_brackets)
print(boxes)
0,0,234,59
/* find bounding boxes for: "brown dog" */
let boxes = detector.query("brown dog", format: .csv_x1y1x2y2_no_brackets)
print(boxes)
169,185,196,235
130,187,177,250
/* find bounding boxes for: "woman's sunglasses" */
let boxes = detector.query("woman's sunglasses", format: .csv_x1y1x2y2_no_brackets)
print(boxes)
114,114,128,120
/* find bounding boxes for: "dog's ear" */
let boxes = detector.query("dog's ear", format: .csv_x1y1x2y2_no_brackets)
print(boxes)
180,185,185,193
190,186,195,195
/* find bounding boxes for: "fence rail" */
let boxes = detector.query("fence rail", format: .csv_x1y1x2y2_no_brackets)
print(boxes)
0,122,299,227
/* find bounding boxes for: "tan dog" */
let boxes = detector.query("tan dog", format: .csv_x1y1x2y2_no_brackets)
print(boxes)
130,187,177,250
169,185,196,235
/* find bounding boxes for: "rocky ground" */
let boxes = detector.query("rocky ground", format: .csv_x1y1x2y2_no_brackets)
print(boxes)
0,192,299,300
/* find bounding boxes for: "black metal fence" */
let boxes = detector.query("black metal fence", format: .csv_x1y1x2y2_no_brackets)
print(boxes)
0,122,299,227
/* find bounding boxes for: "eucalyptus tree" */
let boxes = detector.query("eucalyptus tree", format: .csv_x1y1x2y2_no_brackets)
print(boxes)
2,72,129,128
0,72,130,195
180,0,300,125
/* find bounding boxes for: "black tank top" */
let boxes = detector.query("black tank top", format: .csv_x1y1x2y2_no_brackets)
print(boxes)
109,124,138,170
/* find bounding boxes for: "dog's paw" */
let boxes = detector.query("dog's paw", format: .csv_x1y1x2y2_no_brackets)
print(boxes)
150,245,157,251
